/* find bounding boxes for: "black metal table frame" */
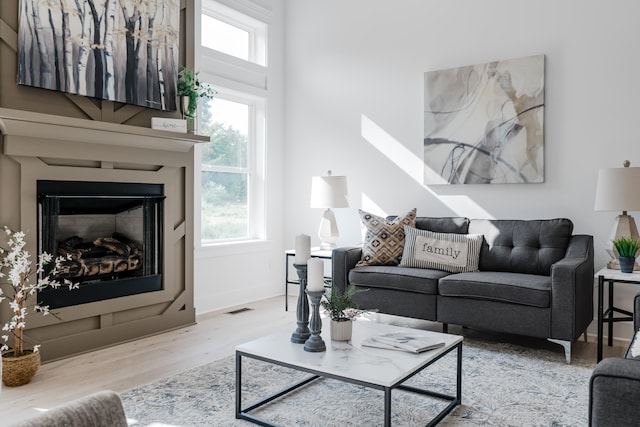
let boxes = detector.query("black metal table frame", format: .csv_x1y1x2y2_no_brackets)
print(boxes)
284,251,332,311
597,274,639,362
236,342,462,427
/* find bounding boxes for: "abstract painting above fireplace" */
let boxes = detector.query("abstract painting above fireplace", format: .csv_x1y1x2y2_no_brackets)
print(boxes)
17,0,180,111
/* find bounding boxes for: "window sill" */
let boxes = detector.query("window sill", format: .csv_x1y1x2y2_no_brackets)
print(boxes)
195,239,272,258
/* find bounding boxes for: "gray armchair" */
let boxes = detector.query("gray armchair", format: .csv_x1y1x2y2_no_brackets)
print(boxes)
589,292,640,427
9,390,128,427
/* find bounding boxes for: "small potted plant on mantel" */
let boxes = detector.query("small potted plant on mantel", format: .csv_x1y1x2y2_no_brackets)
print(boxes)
321,284,369,341
613,236,640,273
0,228,78,386
177,67,217,134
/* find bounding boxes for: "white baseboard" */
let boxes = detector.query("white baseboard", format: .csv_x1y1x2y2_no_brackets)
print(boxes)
585,317,633,346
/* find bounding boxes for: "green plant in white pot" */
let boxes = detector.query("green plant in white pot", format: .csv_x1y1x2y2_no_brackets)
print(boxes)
177,67,216,133
321,284,368,341
613,236,640,273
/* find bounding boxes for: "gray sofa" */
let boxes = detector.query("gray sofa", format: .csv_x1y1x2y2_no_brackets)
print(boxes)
589,292,640,426
332,217,594,363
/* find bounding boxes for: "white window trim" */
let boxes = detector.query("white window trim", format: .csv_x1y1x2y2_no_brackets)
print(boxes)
194,0,269,249
196,88,266,247
201,0,267,66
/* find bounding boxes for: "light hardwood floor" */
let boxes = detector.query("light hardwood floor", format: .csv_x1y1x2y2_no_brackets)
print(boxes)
0,295,627,424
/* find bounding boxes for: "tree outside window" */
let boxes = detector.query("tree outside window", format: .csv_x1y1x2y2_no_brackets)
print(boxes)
199,98,251,241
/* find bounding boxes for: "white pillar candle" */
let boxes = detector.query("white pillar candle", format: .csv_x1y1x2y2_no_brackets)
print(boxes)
295,234,311,264
307,258,325,292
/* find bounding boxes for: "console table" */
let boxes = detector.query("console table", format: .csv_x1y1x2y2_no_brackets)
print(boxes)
595,268,640,362
284,248,332,310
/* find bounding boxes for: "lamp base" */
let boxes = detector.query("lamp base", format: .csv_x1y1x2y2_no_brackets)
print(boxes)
605,213,640,270
318,208,339,250
319,242,336,250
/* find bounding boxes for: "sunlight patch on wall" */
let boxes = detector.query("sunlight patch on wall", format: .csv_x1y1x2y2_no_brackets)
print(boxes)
361,114,424,183
360,193,387,217
360,114,495,219
438,195,494,219
424,164,449,185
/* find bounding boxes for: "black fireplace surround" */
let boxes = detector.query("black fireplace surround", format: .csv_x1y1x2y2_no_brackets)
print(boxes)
37,180,164,309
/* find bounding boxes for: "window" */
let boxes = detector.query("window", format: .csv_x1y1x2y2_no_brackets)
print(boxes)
201,0,267,66
201,15,250,62
200,97,251,242
197,1,268,246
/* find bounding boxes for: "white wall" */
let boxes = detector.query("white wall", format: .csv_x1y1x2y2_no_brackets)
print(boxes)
284,0,640,340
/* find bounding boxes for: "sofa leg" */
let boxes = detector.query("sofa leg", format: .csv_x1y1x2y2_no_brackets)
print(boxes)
442,323,448,334
547,338,571,364
583,331,588,343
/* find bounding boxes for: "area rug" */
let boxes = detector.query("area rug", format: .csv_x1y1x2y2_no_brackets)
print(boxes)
120,338,594,426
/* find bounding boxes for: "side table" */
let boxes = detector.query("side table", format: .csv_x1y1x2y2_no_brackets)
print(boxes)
595,267,640,362
284,248,332,311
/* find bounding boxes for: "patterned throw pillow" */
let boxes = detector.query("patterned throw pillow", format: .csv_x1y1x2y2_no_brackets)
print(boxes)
357,208,417,266
399,226,483,273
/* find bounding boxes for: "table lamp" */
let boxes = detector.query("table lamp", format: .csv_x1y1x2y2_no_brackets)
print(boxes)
594,160,640,269
310,170,349,250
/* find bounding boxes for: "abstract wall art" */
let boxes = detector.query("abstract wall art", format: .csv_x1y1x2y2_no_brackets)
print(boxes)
17,0,180,111
423,55,545,184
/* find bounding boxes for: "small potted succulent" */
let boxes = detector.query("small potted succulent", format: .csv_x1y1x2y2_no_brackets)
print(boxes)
321,284,368,341
613,236,640,273
177,67,217,133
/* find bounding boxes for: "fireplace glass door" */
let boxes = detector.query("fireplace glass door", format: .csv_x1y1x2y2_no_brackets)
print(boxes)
37,181,164,308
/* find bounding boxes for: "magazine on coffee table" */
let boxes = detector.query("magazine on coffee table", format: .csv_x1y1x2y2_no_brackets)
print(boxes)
362,331,445,353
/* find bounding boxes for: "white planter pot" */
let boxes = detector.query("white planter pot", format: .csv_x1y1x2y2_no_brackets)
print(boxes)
330,319,353,341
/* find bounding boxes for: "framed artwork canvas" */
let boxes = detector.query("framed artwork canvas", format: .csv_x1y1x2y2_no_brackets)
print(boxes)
424,55,545,184
17,0,180,111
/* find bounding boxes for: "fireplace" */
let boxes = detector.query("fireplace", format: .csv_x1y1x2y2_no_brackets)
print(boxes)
38,180,164,308
0,108,205,362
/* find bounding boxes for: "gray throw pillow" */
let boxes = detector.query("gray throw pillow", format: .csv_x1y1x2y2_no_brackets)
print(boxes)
400,226,483,273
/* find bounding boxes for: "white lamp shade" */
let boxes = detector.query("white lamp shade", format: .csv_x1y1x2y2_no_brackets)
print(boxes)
310,175,349,208
594,166,640,211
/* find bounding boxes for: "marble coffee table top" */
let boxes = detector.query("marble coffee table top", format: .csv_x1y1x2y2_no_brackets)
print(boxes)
236,319,462,388
595,267,640,282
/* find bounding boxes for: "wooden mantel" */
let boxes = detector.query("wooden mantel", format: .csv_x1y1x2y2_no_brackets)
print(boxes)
0,107,209,153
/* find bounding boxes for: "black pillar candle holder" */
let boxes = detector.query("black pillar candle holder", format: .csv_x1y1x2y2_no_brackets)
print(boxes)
290,264,310,343
304,289,326,352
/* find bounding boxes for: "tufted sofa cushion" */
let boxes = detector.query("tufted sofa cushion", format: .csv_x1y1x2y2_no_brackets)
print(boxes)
439,271,552,307
349,265,449,295
469,218,573,276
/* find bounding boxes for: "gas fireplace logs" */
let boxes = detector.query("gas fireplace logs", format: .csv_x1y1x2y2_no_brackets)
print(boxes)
57,233,143,279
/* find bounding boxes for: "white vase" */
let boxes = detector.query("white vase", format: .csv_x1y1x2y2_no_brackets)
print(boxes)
179,96,190,119
330,319,353,341
178,96,197,134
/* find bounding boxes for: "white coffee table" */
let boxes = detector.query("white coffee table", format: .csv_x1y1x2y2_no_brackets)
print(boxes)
235,320,463,426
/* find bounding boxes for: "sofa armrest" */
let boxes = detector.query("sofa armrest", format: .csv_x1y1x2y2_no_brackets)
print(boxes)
635,292,640,332
589,358,640,426
550,234,594,341
331,246,362,293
